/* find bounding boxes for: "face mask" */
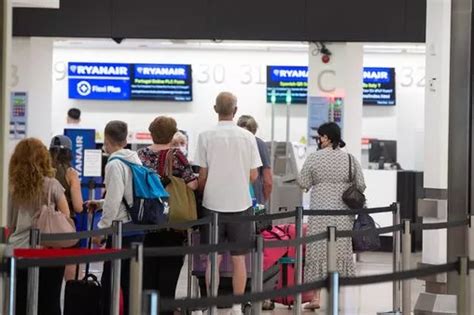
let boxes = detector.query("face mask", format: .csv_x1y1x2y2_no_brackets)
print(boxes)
179,146,188,156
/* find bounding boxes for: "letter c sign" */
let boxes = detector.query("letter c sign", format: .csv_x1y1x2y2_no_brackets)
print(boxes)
317,70,336,93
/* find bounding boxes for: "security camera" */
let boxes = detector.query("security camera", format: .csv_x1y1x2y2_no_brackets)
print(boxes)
112,38,124,44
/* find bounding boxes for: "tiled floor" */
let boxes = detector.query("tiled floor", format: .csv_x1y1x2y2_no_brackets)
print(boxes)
175,252,425,315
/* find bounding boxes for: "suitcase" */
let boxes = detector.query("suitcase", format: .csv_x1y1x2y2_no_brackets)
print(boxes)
64,210,102,315
272,224,315,307
261,226,290,270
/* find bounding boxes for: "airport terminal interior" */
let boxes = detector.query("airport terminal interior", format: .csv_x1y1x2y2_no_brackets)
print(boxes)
0,0,473,315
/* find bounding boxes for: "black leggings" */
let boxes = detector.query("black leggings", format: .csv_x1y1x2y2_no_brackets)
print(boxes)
143,230,185,315
16,266,65,315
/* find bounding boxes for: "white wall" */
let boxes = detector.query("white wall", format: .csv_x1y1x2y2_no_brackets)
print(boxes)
52,45,308,158
363,52,426,171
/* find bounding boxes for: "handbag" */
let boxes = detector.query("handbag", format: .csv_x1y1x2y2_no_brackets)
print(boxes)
34,180,78,248
164,149,198,224
342,154,366,209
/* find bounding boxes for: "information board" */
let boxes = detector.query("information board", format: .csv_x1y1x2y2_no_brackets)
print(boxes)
363,67,396,106
68,62,192,102
266,65,308,104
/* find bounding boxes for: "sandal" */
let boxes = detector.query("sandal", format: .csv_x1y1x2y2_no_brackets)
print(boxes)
304,300,321,310
262,300,275,311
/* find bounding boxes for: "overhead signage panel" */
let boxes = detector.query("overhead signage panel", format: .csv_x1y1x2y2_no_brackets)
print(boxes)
68,62,131,100
363,67,396,106
130,64,192,101
266,65,308,104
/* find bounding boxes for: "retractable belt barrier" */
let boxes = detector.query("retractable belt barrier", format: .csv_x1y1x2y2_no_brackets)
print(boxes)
159,261,460,311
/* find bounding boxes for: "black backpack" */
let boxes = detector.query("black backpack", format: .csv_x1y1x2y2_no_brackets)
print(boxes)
352,213,381,252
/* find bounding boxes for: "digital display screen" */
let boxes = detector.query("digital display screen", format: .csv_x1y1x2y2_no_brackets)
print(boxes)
363,67,396,106
266,65,308,104
68,62,193,102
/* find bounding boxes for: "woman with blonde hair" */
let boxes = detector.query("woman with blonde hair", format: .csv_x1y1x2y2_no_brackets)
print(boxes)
8,138,71,315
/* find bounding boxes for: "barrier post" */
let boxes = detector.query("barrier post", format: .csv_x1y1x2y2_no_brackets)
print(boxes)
401,219,411,315
294,206,303,315
6,246,15,315
327,226,338,314
457,256,469,315
392,203,401,311
142,290,159,315
251,232,258,315
254,235,264,315
186,228,193,300
328,271,340,315
26,228,39,315
129,242,143,315
209,212,219,315
469,215,474,314
111,220,123,315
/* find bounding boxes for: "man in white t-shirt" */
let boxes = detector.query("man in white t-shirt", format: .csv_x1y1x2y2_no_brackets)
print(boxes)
195,92,262,314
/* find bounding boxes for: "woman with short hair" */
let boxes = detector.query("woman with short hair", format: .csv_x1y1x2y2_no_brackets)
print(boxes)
298,122,366,310
138,116,198,314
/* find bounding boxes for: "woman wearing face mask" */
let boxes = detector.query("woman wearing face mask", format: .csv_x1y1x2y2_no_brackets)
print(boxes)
297,122,366,310
171,131,188,157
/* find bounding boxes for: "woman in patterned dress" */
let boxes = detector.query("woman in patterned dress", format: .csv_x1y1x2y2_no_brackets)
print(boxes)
297,122,366,310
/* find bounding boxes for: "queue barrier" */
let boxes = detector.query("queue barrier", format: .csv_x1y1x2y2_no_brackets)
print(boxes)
6,203,474,315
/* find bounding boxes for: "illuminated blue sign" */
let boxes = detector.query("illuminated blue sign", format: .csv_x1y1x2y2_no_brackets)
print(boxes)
363,67,396,106
266,65,308,104
68,62,131,100
68,62,192,102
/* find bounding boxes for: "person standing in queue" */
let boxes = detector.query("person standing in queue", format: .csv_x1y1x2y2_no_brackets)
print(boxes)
195,92,262,315
137,116,198,315
49,135,84,281
297,122,366,310
8,138,71,315
86,120,144,315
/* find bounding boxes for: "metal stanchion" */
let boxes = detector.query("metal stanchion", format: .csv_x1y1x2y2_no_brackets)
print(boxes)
209,213,219,315
457,256,469,315
254,235,264,315
401,220,411,315
129,243,143,315
294,206,303,315
469,216,474,314
6,246,16,315
328,271,340,315
392,203,401,312
327,226,338,315
251,229,258,315
142,290,159,315
26,229,40,315
187,228,193,300
111,220,123,315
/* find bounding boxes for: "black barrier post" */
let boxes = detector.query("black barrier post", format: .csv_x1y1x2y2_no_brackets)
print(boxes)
26,229,39,315
457,256,469,315
392,203,401,312
294,206,303,315
129,243,143,315
251,226,258,315
186,228,193,301
209,212,219,315
401,220,411,315
143,290,159,315
327,226,337,314
255,235,264,315
111,220,123,315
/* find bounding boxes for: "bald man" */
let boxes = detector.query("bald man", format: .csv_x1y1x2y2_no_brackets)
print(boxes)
194,92,262,315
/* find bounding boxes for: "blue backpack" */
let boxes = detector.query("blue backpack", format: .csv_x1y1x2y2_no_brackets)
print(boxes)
109,157,169,225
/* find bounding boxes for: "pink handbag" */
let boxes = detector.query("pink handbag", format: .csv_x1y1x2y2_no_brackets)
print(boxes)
34,181,78,248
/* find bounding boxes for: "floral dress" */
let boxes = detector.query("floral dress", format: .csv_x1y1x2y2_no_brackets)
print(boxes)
297,147,366,282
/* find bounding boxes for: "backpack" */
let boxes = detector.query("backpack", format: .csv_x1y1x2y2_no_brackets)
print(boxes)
352,213,381,252
109,157,169,225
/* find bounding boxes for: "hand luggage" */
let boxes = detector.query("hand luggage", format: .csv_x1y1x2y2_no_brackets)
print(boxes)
272,224,314,307
64,211,102,315
261,226,289,270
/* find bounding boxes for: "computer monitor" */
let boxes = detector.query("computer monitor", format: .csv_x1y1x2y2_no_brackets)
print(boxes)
369,139,397,164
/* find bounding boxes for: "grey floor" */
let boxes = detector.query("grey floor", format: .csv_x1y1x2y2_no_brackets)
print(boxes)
174,252,425,315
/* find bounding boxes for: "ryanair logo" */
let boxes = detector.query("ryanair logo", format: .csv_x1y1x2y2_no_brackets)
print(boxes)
69,63,129,77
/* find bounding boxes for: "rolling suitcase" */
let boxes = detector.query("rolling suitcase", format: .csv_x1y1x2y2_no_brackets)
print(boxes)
64,209,102,315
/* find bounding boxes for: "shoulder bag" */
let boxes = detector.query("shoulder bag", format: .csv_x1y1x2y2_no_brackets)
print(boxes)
342,154,366,209
164,149,198,223
34,180,78,248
